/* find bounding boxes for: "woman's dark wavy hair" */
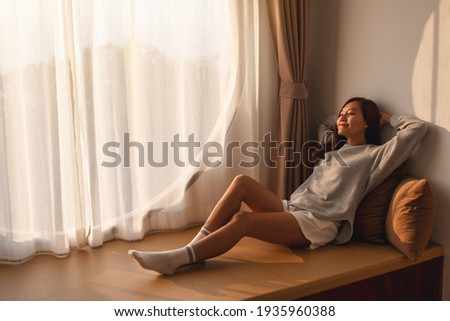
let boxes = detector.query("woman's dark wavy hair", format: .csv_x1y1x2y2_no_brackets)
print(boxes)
310,97,381,165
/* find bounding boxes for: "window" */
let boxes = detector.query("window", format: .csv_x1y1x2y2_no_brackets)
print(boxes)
1,0,259,261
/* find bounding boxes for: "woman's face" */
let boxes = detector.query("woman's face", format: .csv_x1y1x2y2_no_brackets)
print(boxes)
336,101,368,144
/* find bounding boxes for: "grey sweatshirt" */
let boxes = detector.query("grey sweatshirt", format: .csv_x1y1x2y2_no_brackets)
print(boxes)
287,115,428,244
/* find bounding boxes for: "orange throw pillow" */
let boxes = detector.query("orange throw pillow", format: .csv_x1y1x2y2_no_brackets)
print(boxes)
385,177,435,260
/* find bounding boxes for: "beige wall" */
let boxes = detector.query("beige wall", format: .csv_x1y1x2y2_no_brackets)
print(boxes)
308,0,450,299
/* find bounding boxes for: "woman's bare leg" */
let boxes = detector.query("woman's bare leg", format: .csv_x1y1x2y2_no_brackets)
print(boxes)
129,211,310,275
203,175,284,232
129,175,305,275
194,211,310,261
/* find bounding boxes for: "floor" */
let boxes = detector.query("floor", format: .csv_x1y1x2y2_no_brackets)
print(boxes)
0,226,309,301
0,227,204,300
0,226,444,301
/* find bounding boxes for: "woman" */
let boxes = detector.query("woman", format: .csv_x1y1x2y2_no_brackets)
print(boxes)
129,97,428,275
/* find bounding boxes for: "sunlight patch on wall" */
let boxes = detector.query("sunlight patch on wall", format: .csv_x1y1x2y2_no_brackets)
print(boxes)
412,0,450,130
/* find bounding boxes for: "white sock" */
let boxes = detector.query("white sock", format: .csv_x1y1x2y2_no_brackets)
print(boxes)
128,244,197,275
189,226,212,245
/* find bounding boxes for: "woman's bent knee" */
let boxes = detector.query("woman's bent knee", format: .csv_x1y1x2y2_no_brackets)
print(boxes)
232,175,254,188
229,175,254,197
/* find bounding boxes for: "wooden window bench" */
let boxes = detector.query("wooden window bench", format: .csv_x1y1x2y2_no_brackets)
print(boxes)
0,227,443,300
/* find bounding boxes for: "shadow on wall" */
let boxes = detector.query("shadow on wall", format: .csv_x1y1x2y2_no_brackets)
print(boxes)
308,0,340,133
408,1,450,287
411,0,450,129
308,0,445,127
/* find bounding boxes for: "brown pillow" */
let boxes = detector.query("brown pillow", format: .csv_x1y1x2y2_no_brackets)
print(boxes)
385,177,435,260
352,164,406,244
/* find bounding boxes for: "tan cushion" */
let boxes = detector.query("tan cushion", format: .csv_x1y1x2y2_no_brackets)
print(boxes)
353,164,405,244
385,177,435,260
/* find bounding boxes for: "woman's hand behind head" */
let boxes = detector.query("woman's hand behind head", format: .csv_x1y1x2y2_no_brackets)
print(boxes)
379,112,392,127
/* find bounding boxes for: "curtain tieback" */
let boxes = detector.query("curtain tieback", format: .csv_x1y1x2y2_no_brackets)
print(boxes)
280,80,308,100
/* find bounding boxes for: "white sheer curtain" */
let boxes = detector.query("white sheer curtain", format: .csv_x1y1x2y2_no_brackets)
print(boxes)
0,0,263,262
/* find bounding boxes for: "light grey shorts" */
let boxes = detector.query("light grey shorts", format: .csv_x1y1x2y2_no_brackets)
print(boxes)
282,200,338,250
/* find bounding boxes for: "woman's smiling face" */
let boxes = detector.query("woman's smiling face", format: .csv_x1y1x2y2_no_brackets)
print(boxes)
336,101,368,145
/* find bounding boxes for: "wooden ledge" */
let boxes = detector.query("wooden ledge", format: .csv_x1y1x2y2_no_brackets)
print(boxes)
0,226,443,300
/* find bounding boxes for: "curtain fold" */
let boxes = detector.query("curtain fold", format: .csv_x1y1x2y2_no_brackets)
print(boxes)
266,0,310,199
0,0,265,263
